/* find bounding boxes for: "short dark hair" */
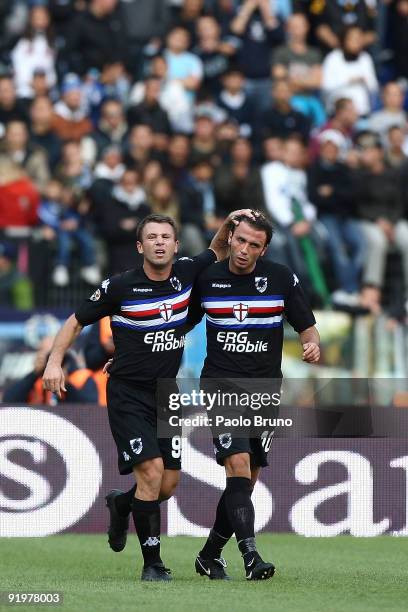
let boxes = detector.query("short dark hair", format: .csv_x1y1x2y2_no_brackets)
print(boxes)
230,211,274,246
334,97,353,114
137,214,178,242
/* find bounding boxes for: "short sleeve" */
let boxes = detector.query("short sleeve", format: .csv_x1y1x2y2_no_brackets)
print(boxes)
284,271,316,333
176,250,217,282
75,276,123,326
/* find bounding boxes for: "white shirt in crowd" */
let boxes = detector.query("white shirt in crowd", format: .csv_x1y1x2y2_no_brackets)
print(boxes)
322,49,378,117
261,161,316,227
11,34,56,99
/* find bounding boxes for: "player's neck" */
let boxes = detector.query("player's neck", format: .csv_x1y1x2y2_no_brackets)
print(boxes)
228,259,256,276
143,261,172,281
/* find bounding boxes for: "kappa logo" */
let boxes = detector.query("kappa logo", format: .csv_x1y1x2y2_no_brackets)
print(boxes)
143,536,160,547
293,273,299,287
170,276,182,291
90,289,101,302
133,287,152,293
101,279,110,294
177,257,193,261
255,277,267,293
233,303,249,322
129,438,143,455
159,303,173,322
212,282,231,288
219,433,232,449
123,451,131,461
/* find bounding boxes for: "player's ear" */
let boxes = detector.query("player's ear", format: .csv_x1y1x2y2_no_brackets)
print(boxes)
174,240,179,254
260,245,267,257
136,240,143,254
227,230,233,246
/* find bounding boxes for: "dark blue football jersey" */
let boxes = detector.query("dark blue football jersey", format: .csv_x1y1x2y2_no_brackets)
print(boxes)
187,258,316,378
75,250,216,388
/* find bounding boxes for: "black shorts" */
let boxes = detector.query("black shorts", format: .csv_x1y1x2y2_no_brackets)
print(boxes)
213,430,275,468
107,377,181,475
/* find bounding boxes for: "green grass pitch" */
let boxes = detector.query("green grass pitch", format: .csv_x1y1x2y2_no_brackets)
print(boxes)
0,534,407,612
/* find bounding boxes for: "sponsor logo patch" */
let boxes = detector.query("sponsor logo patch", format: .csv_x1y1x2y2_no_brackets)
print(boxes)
170,276,182,291
255,277,267,293
90,289,101,302
130,438,143,455
219,433,232,449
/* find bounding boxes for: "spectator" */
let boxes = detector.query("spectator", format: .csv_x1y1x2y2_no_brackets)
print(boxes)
0,160,39,228
3,340,100,404
322,26,378,117
127,76,171,138
310,97,358,161
55,140,93,194
38,179,101,287
191,109,218,162
194,15,237,95
83,317,114,371
91,98,128,161
82,62,130,125
262,134,285,162
0,75,28,134
92,167,150,274
0,240,33,309
52,73,93,142
386,126,407,168
179,157,220,255
355,134,408,313
308,130,365,307
29,95,62,171
214,136,265,214
391,0,408,80
261,136,329,302
119,0,170,77
147,175,180,223
1,120,50,192
272,12,325,127
260,78,311,143
93,145,125,183
217,64,255,138
164,26,203,103
66,0,126,75
129,54,194,134
172,0,205,45
124,124,163,170
180,155,222,257
230,0,284,113
142,159,164,196
315,0,376,52
368,81,406,143
165,133,191,188
10,4,57,100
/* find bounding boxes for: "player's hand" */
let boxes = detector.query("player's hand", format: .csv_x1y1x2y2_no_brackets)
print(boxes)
228,209,259,226
43,362,66,398
302,342,320,363
103,358,113,376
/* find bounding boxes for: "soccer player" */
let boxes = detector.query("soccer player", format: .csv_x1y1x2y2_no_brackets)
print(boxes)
188,212,320,580
42,211,254,582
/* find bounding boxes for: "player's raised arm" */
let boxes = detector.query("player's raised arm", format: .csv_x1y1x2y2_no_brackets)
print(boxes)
209,209,259,260
43,314,83,397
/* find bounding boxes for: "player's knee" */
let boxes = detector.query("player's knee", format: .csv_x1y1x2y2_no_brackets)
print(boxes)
160,471,180,501
224,453,251,477
135,458,164,491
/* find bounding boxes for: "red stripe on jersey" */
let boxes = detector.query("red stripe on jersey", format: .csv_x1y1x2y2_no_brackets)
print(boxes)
123,297,190,318
206,306,283,315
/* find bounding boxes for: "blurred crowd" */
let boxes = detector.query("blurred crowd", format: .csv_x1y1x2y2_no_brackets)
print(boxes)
0,0,408,319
